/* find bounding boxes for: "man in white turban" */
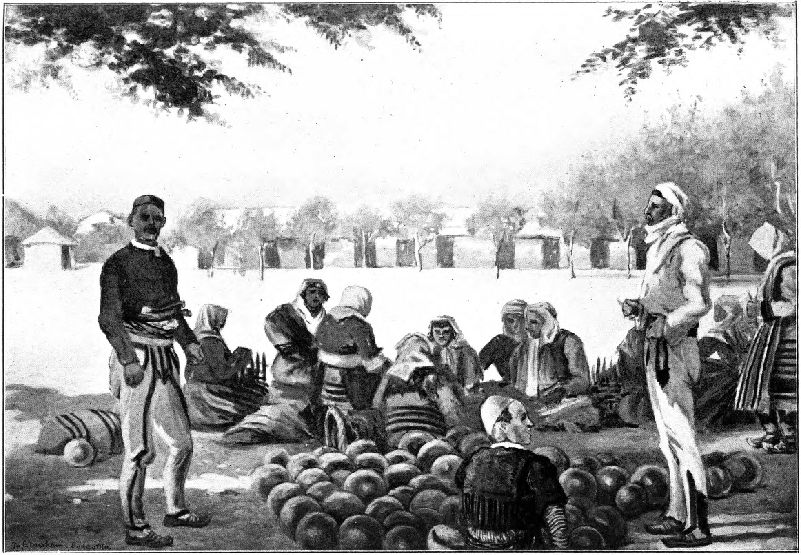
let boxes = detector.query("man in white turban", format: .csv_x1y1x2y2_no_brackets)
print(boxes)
622,182,712,547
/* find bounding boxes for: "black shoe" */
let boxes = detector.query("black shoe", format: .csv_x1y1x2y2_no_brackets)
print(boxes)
163,510,211,528
747,433,779,449
662,529,713,548
125,528,174,548
644,517,684,535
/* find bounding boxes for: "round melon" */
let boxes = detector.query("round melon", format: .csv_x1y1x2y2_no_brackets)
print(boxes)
587,505,627,548
330,469,353,488
706,466,734,499
384,524,426,550
267,481,303,516
534,445,571,475
384,510,426,533
322,491,367,523
410,489,448,516
295,511,339,550
564,503,586,531
427,524,466,550
384,463,422,489
343,469,388,503
306,481,338,503
559,468,597,501
262,448,290,467
399,431,437,456
409,473,456,494
385,449,417,466
338,515,383,550
458,432,492,458
320,452,354,475
567,494,596,514
313,445,339,457
444,425,473,449
430,454,464,482
279,495,321,539
723,451,764,492
365,496,405,523
596,452,620,468
571,455,601,475
595,465,630,506
345,439,379,460
252,463,291,498
630,464,669,509
355,452,389,473
438,495,461,525
570,525,606,549
414,507,441,528
417,439,457,472
296,467,330,491
388,486,416,509
615,483,647,519
287,452,319,480
702,450,727,467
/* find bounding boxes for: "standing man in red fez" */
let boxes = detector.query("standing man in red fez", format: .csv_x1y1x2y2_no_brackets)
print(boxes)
99,195,210,548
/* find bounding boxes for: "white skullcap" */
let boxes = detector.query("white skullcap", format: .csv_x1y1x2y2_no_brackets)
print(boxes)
653,182,689,217
480,395,514,435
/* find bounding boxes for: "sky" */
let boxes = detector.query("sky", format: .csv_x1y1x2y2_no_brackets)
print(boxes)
3,3,796,225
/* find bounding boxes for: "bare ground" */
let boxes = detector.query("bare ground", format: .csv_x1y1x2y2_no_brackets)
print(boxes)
4,384,798,552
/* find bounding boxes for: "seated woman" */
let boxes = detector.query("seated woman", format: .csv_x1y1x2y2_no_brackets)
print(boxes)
183,304,263,431
479,299,528,384
429,315,483,391
373,333,466,448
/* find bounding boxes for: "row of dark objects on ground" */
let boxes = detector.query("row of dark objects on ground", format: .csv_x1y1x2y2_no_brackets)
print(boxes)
249,426,765,550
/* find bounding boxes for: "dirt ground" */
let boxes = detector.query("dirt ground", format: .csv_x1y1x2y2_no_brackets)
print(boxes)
3,384,798,552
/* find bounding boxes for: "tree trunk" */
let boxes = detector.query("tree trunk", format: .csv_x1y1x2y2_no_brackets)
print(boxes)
259,242,265,281
495,245,501,279
721,221,732,284
568,234,576,279
362,231,369,268
208,241,218,278
414,235,423,272
625,229,633,279
308,241,314,270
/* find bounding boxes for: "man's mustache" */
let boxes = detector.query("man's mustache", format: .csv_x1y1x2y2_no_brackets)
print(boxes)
142,227,158,234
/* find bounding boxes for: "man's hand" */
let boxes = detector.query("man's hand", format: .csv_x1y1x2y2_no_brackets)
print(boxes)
622,299,643,319
646,315,666,339
123,361,145,387
185,343,204,365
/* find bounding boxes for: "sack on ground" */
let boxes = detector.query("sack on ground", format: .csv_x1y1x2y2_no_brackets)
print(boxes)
35,409,122,462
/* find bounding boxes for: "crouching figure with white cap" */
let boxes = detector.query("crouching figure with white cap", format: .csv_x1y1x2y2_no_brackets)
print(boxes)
428,395,568,550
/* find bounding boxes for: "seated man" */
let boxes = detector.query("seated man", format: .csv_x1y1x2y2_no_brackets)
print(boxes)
373,333,466,447
508,302,596,431
184,304,263,431
429,315,483,391
220,279,328,444
314,286,390,451
431,395,568,550
479,299,528,383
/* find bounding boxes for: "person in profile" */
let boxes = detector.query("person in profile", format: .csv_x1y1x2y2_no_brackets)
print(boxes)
479,299,528,383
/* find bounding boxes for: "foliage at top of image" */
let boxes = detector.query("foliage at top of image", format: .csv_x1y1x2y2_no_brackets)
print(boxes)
578,3,794,98
4,4,439,121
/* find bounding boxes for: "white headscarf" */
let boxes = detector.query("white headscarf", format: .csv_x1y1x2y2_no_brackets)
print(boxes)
480,395,514,435
194,304,228,341
329,285,373,321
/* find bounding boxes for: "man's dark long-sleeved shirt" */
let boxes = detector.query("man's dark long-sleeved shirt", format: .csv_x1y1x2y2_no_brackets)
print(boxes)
99,244,197,364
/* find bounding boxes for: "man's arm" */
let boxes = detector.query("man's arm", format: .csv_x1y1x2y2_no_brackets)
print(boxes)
98,257,137,365
666,241,711,332
561,335,590,396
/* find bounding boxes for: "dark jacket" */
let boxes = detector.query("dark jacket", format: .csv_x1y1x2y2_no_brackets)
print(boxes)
264,303,318,403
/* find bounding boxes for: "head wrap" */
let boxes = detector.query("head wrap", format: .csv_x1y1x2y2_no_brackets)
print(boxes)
194,304,229,341
652,182,689,219
428,315,466,344
524,302,560,344
329,285,373,321
388,333,436,381
501,299,527,316
480,395,514,435
131,194,165,215
297,278,329,300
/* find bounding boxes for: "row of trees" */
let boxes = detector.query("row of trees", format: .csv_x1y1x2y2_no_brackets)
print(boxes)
163,194,532,279
540,68,796,280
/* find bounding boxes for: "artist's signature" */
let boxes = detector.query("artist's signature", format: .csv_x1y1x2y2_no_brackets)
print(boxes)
7,540,111,551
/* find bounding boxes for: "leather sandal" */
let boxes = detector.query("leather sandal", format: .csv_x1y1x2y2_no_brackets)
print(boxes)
163,509,211,528
662,528,713,548
125,528,174,548
644,516,684,535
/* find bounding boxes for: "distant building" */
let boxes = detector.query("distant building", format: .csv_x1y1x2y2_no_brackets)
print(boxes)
4,199,42,267
76,210,126,235
21,226,77,271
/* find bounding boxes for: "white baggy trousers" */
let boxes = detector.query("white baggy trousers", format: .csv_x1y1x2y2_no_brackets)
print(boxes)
645,337,707,528
110,335,193,530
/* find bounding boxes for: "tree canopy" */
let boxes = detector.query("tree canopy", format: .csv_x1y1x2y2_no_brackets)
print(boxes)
579,3,794,98
5,4,439,121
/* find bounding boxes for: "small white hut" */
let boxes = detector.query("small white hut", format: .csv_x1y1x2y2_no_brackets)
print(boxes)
21,226,77,271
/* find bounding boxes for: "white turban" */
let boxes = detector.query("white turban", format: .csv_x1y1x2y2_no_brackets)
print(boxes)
653,182,689,218
480,395,514,435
